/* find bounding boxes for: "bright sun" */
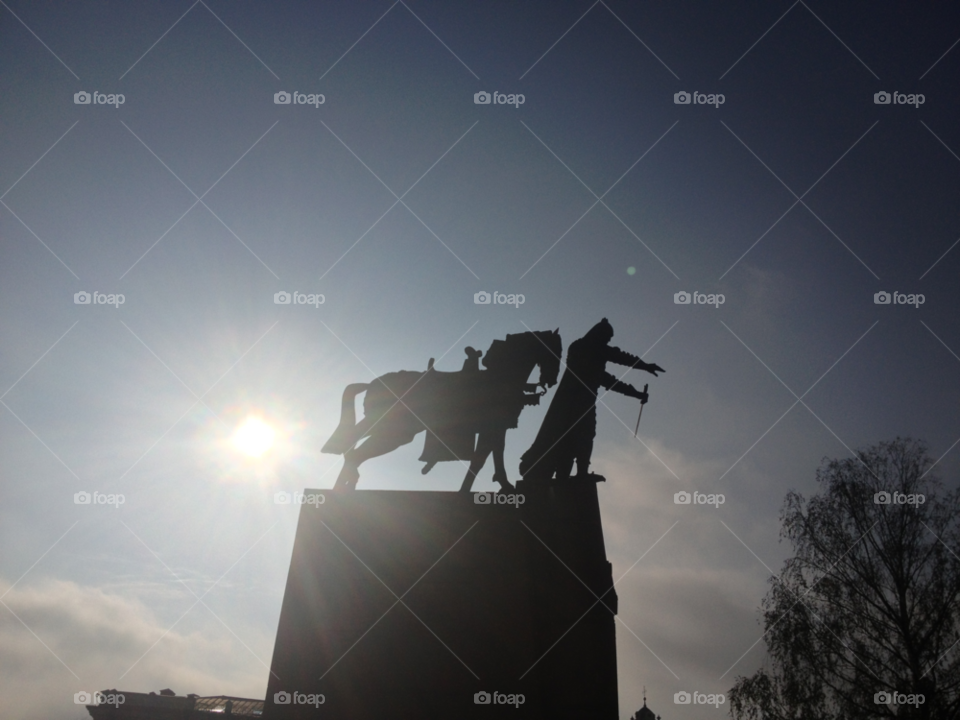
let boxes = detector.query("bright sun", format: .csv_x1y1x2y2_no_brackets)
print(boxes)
232,417,276,458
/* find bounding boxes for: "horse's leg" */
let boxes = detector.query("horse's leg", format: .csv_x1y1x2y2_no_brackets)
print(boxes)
460,434,492,492
322,383,370,454
333,455,361,490
489,429,514,492
336,427,419,490
332,414,378,490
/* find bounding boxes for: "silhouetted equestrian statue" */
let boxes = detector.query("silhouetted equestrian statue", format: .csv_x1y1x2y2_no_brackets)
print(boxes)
322,330,562,491
519,318,664,483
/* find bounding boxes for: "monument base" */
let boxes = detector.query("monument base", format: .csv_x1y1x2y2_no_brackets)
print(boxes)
264,479,618,719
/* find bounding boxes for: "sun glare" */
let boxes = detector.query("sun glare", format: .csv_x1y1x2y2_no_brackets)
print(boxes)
232,417,276,458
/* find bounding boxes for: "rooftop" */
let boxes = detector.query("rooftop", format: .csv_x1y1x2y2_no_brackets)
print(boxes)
85,689,263,718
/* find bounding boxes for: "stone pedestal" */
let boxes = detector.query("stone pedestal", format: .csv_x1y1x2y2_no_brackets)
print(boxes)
263,477,618,719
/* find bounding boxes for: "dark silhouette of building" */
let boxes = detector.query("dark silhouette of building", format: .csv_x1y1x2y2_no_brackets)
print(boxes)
630,689,662,720
84,688,263,719
263,479,618,718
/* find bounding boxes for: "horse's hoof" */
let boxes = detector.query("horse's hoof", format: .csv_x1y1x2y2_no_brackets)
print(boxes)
334,465,360,490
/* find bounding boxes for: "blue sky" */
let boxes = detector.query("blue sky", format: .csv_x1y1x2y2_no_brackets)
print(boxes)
1,2,959,718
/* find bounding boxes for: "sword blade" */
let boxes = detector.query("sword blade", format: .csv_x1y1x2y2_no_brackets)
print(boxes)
633,384,649,438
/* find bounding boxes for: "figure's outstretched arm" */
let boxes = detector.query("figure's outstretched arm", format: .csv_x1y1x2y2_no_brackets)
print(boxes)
600,372,649,402
606,346,665,376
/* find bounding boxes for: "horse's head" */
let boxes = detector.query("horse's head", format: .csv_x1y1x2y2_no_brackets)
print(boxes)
533,329,562,388
482,330,562,388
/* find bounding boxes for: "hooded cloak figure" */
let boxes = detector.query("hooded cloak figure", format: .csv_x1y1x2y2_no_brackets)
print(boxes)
519,318,664,481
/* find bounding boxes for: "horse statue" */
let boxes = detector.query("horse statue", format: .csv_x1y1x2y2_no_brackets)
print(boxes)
322,329,562,491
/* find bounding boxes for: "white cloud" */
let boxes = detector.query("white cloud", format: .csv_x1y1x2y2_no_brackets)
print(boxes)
591,438,779,717
0,578,268,720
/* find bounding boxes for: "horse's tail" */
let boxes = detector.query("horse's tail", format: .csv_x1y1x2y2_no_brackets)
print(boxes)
321,383,370,454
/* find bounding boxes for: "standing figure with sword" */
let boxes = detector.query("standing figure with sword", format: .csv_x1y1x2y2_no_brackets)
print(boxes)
519,318,665,483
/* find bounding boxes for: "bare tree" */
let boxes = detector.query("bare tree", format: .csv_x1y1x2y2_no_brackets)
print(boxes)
730,438,960,720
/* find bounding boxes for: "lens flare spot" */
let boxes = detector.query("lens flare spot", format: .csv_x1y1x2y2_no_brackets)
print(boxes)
232,417,275,458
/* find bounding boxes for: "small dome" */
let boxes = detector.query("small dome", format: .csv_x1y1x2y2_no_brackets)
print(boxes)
633,699,657,720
